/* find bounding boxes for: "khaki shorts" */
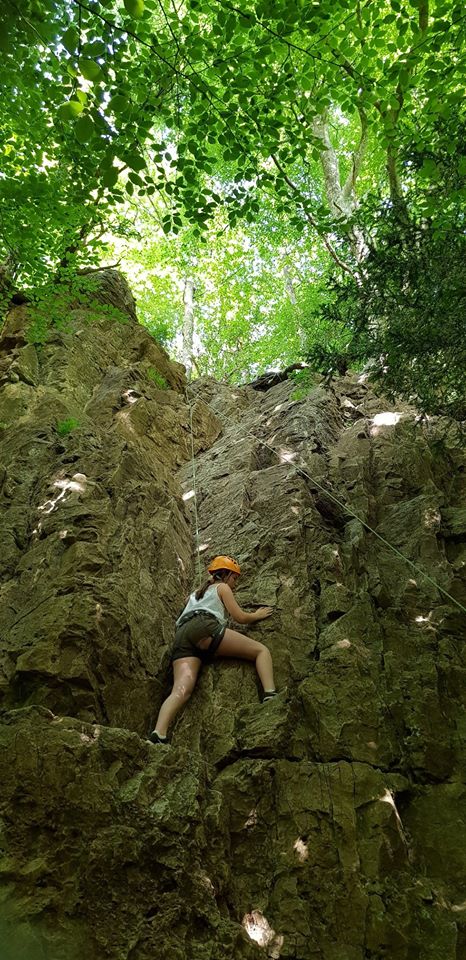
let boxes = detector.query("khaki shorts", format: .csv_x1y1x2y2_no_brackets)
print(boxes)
171,612,227,664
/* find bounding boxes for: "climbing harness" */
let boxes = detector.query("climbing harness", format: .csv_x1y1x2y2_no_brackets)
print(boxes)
246,430,466,617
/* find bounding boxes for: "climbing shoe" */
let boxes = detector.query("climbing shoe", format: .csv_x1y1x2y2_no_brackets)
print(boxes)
262,690,277,703
147,731,168,745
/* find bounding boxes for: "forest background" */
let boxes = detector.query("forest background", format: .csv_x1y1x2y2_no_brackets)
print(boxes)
0,0,465,417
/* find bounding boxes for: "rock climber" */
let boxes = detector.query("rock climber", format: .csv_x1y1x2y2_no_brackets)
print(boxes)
147,555,276,744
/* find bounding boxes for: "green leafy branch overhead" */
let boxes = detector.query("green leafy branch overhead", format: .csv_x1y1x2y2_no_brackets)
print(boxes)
2,0,464,284
1,0,465,417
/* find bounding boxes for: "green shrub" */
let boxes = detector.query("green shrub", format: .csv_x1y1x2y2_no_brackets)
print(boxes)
147,367,168,390
56,417,80,436
290,368,319,401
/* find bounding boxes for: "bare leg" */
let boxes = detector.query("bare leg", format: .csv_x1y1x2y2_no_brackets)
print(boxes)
152,657,202,737
214,628,275,692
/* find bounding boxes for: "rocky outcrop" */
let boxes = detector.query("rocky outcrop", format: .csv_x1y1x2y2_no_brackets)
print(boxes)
0,274,465,959
0,272,220,735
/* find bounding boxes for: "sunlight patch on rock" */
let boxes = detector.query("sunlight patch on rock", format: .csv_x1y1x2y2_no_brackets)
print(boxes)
372,412,402,427
38,474,87,514
242,910,284,956
294,837,309,862
279,447,296,463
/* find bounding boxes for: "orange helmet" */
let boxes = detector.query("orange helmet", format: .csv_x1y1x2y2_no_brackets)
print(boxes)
208,555,241,575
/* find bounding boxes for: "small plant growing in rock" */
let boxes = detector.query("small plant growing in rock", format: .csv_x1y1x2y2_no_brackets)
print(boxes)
56,418,80,437
147,367,168,390
290,368,318,401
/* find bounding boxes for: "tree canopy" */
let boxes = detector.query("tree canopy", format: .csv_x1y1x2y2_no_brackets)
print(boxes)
1,0,465,412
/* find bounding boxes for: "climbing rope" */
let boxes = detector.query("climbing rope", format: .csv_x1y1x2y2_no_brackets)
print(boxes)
246,430,466,617
185,387,203,585
182,385,465,615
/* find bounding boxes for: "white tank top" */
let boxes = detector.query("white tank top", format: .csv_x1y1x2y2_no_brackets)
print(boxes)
176,584,227,626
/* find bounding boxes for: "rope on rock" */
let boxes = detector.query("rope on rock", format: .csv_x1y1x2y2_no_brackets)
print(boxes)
185,388,203,585
247,431,466,617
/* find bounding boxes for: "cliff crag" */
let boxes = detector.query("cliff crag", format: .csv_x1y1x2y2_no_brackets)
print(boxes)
0,274,465,960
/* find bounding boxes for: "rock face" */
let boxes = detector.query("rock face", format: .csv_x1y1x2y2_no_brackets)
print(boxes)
0,274,465,960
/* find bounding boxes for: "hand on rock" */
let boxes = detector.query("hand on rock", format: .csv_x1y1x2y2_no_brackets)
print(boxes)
254,606,274,621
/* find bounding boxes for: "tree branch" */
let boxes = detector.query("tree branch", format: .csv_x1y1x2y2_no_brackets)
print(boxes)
270,155,355,277
342,105,368,201
419,0,429,33
78,261,122,275
311,112,347,219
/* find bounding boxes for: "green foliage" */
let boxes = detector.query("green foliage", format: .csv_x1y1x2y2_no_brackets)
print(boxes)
1,0,464,413
3,0,465,283
107,191,335,381
143,316,173,347
24,274,129,344
56,418,80,436
147,368,168,389
124,0,145,17
309,194,466,417
289,369,319,401
304,341,358,381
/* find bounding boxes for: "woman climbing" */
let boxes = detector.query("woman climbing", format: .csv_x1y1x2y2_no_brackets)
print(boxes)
148,556,275,744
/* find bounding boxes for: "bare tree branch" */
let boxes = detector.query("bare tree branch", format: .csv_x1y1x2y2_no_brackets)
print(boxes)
78,261,122,275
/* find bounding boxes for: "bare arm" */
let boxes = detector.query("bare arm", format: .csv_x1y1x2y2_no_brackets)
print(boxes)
217,583,273,624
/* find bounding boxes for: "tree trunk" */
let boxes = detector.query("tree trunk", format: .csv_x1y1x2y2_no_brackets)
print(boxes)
283,263,307,350
181,277,195,380
312,110,368,261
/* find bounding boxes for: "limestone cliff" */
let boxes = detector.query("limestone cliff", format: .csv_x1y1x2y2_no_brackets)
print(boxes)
0,273,465,960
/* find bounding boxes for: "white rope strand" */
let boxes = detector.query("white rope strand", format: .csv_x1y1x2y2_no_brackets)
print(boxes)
247,430,466,617
186,390,203,585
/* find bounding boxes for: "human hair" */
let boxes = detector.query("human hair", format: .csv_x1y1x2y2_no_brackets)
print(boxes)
195,570,231,600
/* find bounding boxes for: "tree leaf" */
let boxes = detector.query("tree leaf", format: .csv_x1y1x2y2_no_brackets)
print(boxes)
82,41,107,58
102,167,119,188
110,94,129,114
75,115,96,143
124,0,145,18
126,153,146,171
57,100,84,120
62,26,79,55
80,60,104,82
419,158,440,180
